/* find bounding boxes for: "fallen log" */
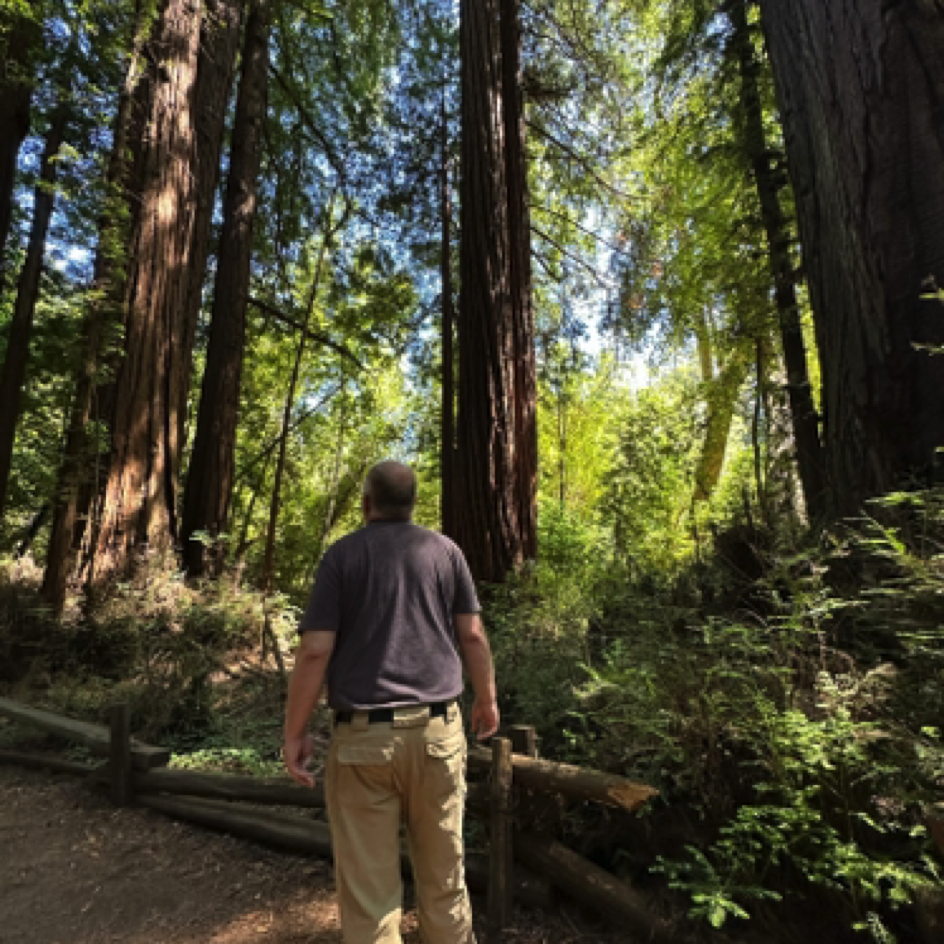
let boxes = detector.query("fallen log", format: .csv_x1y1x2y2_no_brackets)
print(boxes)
0,697,169,770
468,746,657,812
134,767,327,808
138,793,334,856
138,793,551,908
514,831,675,943
134,767,490,814
0,748,102,778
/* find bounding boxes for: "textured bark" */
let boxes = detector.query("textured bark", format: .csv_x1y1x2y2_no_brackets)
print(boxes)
183,0,270,576
42,15,148,615
456,0,537,582
730,0,826,522
440,94,456,539
180,0,243,430
759,0,944,517
0,5,38,284
91,0,203,581
0,105,67,518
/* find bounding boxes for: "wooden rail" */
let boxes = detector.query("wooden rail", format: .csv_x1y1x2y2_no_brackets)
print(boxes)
0,696,169,770
468,744,657,811
0,699,665,941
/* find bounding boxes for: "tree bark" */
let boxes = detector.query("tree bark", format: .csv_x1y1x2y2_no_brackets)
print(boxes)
0,104,67,518
42,10,149,615
455,0,537,582
730,0,826,522
758,0,944,517
183,0,270,576
440,91,456,538
90,0,204,583
181,0,243,432
0,4,38,286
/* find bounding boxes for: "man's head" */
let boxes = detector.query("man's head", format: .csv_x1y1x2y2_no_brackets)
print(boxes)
363,461,417,521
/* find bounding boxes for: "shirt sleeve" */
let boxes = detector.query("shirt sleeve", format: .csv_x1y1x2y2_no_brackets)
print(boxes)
299,547,341,633
452,547,481,615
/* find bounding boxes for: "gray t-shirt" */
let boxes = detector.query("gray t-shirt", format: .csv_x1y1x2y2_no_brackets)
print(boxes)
299,520,481,710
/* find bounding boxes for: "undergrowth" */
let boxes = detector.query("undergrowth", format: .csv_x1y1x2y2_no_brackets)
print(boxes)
484,492,944,943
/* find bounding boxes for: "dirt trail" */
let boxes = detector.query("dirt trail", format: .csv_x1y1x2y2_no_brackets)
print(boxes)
0,766,624,944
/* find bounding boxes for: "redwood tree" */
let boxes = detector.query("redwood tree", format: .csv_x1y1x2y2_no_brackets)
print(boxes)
759,0,944,517
729,0,826,522
42,13,148,615
183,0,271,576
454,0,537,582
181,0,243,399
89,0,204,582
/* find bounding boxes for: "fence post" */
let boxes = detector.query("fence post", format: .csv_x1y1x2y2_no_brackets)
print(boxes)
509,725,537,758
488,737,514,941
108,703,132,806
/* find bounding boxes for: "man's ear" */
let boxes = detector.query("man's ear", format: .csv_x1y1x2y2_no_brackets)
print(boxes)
362,493,372,519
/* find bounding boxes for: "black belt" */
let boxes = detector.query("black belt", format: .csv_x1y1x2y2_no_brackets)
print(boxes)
334,700,454,726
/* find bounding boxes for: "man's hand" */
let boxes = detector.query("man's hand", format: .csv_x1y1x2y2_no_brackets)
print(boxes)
469,699,500,741
284,733,317,786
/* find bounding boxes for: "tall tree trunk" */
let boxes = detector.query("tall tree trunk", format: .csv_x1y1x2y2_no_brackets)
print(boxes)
440,92,456,539
90,0,204,583
181,0,243,431
730,0,826,522
693,338,754,502
0,104,67,518
500,0,537,563
0,4,38,285
183,0,271,577
455,0,536,582
758,0,944,517
42,12,148,615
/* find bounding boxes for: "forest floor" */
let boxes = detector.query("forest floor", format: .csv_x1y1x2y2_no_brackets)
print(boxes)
0,765,630,944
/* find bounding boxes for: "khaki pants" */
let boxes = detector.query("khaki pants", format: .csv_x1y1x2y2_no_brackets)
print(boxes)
325,705,475,944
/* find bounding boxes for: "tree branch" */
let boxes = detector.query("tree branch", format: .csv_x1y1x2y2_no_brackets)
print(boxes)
248,296,364,370
530,224,615,288
527,119,637,204
530,202,633,257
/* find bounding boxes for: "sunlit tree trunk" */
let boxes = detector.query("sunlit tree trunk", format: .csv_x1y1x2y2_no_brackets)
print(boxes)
455,0,536,582
183,0,270,576
730,0,826,522
693,338,753,502
759,0,944,516
90,0,204,583
42,12,148,615
0,104,67,518
181,0,243,417
440,91,457,539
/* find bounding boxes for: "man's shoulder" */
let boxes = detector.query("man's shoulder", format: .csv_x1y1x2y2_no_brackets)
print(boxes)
409,524,464,556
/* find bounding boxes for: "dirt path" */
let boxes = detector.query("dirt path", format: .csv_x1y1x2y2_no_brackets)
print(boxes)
0,766,626,944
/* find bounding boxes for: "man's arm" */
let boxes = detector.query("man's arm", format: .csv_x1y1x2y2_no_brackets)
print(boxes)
283,630,336,786
455,612,499,740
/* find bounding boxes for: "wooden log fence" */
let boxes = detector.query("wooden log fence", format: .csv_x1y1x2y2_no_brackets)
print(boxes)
0,697,665,942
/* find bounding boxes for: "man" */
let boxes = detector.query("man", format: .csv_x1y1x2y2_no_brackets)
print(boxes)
283,460,499,944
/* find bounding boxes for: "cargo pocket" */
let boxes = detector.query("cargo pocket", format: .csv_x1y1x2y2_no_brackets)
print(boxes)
426,732,466,795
